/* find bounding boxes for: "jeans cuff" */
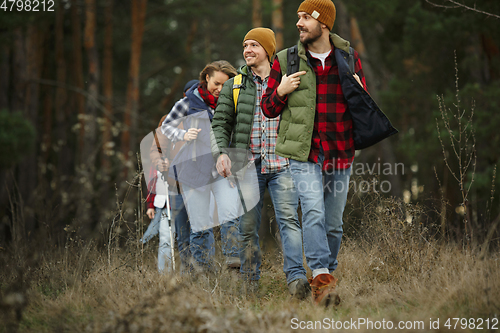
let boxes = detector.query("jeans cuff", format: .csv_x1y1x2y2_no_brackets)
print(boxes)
287,273,308,285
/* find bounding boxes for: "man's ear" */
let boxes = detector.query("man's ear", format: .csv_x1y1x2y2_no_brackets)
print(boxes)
321,23,327,30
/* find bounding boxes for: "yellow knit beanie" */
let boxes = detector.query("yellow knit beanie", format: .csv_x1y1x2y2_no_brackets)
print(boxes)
297,0,336,31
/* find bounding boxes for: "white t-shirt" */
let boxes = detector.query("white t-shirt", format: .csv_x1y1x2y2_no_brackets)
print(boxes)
308,50,331,70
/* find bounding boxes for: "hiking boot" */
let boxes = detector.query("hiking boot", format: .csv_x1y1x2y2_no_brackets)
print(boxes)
309,274,341,307
225,256,241,269
288,278,311,300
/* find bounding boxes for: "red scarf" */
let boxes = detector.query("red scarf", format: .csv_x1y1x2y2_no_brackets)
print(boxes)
198,84,218,109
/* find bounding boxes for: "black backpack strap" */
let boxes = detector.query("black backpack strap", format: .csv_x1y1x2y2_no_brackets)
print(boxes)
286,45,299,76
348,47,355,74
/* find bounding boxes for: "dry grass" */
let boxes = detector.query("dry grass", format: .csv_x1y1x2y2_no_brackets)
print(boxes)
1,196,499,333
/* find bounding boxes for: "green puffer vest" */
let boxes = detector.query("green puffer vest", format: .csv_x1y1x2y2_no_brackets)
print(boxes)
274,34,351,162
211,65,257,170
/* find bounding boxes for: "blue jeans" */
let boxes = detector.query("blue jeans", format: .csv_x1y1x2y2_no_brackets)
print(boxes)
181,176,241,268
289,159,351,274
238,161,306,284
152,207,173,273
172,192,217,271
171,193,192,271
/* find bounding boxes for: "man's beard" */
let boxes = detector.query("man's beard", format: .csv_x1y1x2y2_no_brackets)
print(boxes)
299,22,322,45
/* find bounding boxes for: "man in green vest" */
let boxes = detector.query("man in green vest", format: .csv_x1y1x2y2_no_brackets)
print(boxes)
261,0,367,306
211,28,310,299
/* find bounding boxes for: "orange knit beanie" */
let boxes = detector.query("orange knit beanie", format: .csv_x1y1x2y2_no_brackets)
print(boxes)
243,28,277,60
297,0,336,31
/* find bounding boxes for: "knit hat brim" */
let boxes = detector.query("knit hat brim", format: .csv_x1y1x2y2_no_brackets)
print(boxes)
243,28,276,60
297,0,336,31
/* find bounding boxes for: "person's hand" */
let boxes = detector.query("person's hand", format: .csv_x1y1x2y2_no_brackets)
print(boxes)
146,208,155,219
155,158,169,172
183,128,201,141
277,71,307,97
353,73,364,89
216,153,232,178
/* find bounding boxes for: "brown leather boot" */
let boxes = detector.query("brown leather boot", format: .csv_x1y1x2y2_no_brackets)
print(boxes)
309,274,341,306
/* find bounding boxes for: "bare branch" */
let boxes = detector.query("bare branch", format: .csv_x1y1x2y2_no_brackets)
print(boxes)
425,0,500,19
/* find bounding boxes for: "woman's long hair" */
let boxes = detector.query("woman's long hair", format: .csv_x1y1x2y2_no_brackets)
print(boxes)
198,60,237,87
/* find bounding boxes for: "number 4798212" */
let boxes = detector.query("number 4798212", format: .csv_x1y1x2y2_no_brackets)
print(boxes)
1,0,55,12
444,317,498,330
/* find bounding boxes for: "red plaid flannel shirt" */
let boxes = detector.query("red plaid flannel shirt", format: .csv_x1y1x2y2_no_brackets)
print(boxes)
262,46,366,171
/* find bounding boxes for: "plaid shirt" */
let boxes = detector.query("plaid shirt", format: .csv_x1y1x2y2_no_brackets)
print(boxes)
262,46,366,171
161,96,214,143
249,71,289,174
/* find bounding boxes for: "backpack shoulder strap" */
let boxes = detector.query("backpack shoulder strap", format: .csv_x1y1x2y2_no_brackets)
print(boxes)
232,74,243,113
152,128,164,157
286,44,299,76
348,47,355,74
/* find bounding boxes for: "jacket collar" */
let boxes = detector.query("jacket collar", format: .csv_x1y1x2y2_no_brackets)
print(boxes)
238,64,270,85
298,33,350,61
185,83,208,110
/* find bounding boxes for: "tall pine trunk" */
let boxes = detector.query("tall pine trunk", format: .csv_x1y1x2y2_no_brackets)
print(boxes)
0,42,9,111
82,0,99,165
10,28,27,244
121,0,147,177
71,0,85,166
55,0,72,184
336,0,402,197
160,19,198,111
19,24,44,236
102,0,114,176
0,38,11,218
349,16,402,197
75,0,100,231
252,0,262,27
272,0,284,51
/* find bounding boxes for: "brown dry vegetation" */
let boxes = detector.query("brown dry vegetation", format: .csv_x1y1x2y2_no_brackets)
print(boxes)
1,193,499,333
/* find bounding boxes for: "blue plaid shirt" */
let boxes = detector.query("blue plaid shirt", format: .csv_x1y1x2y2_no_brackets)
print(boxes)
161,96,214,143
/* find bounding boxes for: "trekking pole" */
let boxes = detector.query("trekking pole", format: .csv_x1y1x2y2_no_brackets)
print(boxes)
162,171,176,272
153,128,176,272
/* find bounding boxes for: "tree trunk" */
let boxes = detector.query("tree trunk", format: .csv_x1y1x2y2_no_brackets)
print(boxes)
102,0,114,175
0,42,10,111
55,0,72,182
482,34,500,81
75,0,100,230
333,0,350,39
49,0,67,168
12,28,26,114
252,0,262,28
83,0,99,165
121,0,148,176
272,0,284,51
19,24,45,235
203,18,211,64
41,75,53,166
160,19,198,111
71,0,86,165
349,14,403,197
99,0,114,219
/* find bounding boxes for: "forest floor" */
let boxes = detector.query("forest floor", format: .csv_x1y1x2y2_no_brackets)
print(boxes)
1,229,499,333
